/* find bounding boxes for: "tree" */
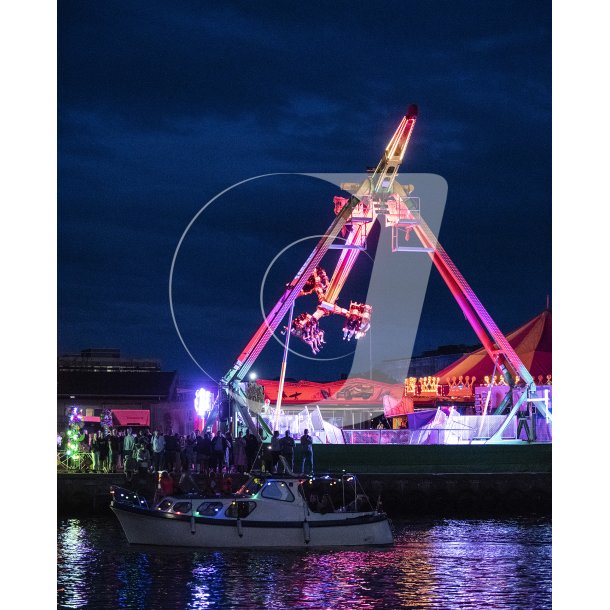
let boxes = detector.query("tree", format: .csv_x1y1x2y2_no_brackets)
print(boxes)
100,408,113,434
65,407,86,459
245,381,265,410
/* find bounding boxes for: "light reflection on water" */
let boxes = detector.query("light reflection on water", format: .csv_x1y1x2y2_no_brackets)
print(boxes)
57,517,551,609
56,519,94,609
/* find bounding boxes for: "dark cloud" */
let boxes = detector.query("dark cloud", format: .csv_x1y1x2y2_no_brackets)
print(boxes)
58,1,551,381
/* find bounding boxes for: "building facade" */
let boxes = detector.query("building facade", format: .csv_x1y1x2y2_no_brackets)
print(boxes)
57,348,178,432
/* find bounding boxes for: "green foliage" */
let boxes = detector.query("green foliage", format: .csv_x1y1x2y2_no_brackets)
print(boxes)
100,408,113,431
65,407,86,455
245,381,265,407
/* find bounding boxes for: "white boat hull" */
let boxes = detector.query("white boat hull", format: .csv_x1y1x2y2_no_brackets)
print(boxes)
111,504,393,548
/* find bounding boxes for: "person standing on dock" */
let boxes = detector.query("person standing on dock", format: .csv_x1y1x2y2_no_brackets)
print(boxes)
280,430,296,472
151,430,165,472
245,431,259,471
108,429,120,473
98,432,109,473
300,429,314,475
185,432,196,471
233,432,247,473
225,431,234,472
196,431,212,475
270,431,282,473
135,441,151,475
164,430,178,473
212,431,228,474
517,403,532,442
91,432,101,473
123,428,136,464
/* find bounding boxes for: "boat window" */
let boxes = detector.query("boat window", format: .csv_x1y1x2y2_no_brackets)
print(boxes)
172,501,192,514
261,480,295,502
156,499,173,512
195,502,223,516
238,477,264,496
225,501,257,518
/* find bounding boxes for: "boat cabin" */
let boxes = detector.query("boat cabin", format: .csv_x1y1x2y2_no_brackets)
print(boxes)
112,472,374,522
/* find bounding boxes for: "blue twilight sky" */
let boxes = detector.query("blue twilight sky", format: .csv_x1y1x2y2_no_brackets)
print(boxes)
58,0,551,384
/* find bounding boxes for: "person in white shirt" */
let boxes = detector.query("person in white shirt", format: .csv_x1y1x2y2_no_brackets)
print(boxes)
151,430,165,472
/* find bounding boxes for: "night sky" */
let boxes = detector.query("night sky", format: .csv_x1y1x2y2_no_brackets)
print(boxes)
58,1,551,385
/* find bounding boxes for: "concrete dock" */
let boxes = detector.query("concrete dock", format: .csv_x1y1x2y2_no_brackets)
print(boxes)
58,443,551,517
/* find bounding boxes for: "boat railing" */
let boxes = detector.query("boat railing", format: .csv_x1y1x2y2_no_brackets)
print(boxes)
300,473,376,514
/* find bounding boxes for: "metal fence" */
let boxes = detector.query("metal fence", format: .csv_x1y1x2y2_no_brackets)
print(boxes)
57,451,94,472
342,416,552,445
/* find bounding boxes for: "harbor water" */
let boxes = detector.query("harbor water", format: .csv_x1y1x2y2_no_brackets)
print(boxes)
58,516,551,609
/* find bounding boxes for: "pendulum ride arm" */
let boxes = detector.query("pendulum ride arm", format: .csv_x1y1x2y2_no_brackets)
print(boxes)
291,107,419,350
219,104,546,443
394,196,551,438
223,194,360,386
273,301,295,432
323,106,419,308
222,105,419,434
221,192,361,436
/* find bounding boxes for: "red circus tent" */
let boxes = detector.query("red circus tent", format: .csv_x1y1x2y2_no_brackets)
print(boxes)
435,309,552,382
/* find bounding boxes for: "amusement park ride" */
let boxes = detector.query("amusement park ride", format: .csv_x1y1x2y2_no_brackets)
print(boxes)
215,105,552,443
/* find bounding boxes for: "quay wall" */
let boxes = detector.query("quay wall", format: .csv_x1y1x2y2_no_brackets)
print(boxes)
58,443,551,518
311,443,551,474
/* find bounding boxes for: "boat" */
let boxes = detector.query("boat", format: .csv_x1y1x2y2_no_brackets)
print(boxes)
110,470,393,548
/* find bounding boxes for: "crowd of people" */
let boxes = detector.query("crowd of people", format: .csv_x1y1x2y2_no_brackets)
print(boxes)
58,426,316,477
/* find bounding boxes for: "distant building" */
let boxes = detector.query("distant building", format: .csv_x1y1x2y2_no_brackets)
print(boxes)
58,348,161,373
57,348,177,432
380,344,479,382
150,377,213,435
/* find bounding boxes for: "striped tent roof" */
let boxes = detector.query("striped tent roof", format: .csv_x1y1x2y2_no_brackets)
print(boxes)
435,309,552,382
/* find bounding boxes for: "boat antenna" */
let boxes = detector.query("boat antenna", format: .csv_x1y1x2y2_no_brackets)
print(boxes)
250,436,266,473
355,475,374,511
